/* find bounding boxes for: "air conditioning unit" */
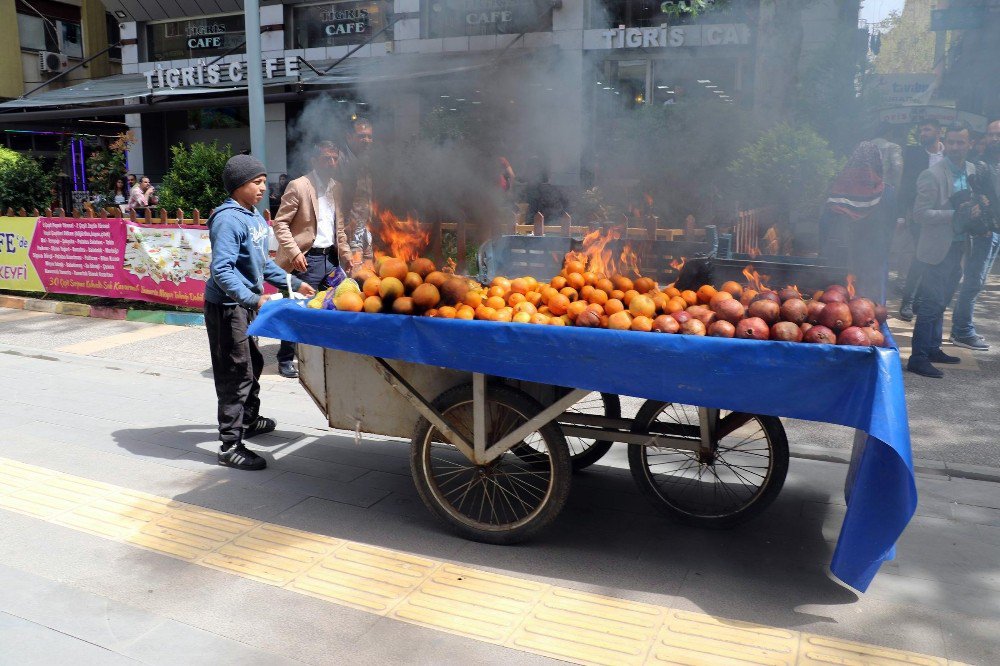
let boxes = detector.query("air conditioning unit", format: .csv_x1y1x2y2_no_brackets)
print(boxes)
39,51,69,73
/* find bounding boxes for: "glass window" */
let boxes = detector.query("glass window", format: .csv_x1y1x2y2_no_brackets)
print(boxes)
187,108,250,130
589,1,703,29
147,14,246,63
17,13,56,51
106,14,122,60
289,1,388,49
426,0,554,39
59,20,83,59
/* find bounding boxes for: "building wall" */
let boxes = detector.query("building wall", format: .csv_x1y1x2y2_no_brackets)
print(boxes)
0,0,24,98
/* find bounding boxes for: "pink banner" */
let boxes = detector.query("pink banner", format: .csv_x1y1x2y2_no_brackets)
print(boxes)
29,217,210,308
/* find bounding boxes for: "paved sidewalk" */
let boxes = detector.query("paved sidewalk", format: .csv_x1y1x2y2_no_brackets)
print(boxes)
0,317,998,664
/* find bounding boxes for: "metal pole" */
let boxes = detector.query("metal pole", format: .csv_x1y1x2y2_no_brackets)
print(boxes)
244,0,267,213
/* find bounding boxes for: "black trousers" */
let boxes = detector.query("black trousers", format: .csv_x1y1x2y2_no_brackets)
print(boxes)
205,302,263,445
277,251,335,364
911,241,965,362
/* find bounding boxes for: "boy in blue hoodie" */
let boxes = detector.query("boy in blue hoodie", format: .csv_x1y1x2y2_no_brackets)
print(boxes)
205,155,316,470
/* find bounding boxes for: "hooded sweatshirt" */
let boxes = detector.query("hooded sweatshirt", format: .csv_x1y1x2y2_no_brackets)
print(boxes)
205,198,302,308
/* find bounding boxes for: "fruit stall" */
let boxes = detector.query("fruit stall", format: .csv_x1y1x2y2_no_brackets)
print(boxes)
248,233,917,593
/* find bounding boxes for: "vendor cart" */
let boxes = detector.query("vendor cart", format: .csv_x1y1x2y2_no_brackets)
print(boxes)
250,298,917,593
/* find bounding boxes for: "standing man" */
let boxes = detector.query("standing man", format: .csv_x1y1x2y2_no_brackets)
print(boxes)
907,123,981,378
898,119,945,320
950,118,1000,351
205,155,315,470
342,117,375,270
271,140,353,378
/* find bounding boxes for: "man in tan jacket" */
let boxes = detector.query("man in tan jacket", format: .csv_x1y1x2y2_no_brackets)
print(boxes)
272,140,354,377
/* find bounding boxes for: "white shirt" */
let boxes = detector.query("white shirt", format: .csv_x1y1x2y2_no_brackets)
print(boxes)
310,171,337,249
927,146,945,169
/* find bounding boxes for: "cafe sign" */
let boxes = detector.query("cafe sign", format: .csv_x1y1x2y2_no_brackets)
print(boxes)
142,57,300,90
601,23,750,49
291,1,386,48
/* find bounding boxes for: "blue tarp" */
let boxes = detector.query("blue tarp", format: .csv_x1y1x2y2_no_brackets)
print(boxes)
250,300,917,592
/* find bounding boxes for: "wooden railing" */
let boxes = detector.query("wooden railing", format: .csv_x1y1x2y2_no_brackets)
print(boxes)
733,206,776,255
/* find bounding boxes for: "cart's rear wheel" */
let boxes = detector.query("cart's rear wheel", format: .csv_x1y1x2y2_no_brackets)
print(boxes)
513,391,621,471
628,401,788,528
410,383,571,544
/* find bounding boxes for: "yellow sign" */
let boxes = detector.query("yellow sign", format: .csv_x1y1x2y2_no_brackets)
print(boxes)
0,217,43,291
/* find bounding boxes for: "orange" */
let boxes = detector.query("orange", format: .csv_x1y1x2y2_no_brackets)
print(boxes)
612,275,634,292
566,300,588,321
525,291,542,306
580,285,595,302
425,308,438,318
560,287,578,302
507,292,526,306
664,286,681,299
666,296,688,313
634,277,656,294
681,290,698,306
566,272,586,291
495,307,513,323
629,294,656,318
721,281,743,298
582,271,597,286
541,286,559,304
530,313,550,325
363,295,382,313
548,294,570,316
362,276,381,297
709,291,733,307
492,276,511,291
512,312,532,324
696,284,717,305
335,291,364,312
590,289,609,306
605,298,625,315
509,278,530,295
548,316,566,326
611,289,625,301
438,306,457,318
560,315,573,326
622,289,639,306
550,275,567,290
564,259,586,275
475,305,497,321
608,311,632,330
514,301,537,315
652,293,668,313
464,291,483,309
587,302,605,316
537,305,550,315
487,285,506,299
631,315,653,332
379,277,405,300
486,295,506,310
456,305,475,320
596,278,615,295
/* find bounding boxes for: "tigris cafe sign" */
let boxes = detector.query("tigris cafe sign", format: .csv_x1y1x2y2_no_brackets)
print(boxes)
602,23,749,49
142,58,299,90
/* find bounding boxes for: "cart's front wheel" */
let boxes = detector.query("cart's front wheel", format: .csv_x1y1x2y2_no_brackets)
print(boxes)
410,383,571,544
628,401,788,528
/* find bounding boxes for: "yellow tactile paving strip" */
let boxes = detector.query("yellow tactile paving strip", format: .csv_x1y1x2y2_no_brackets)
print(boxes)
0,457,959,666
54,324,181,355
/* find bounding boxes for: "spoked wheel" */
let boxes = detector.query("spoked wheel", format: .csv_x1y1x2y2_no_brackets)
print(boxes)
513,391,621,471
410,383,572,544
628,401,788,528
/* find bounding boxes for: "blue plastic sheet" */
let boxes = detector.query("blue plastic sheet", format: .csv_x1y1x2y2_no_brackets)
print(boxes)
250,300,917,592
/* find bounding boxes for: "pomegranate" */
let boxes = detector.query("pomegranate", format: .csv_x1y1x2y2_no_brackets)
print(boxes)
874,304,888,324
778,287,801,302
652,314,680,334
681,319,707,336
866,325,886,347
800,322,814,335
576,309,601,328
807,300,826,324
740,288,758,307
748,299,781,325
779,298,808,325
687,306,716,326
847,298,876,327
820,285,848,304
736,317,770,340
752,291,781,305
771,321,804,342
671,310,692,325
804,325,837,344
838,326,872,346
708,320,736,338
818,301,852,332
712,299,745,325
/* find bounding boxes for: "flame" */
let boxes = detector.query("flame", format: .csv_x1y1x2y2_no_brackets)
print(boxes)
742,264,770,292
372,203,430,263
619,245,641,277
846,274,856,299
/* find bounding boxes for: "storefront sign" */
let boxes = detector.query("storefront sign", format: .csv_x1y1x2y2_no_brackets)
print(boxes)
148,15,246,62
291,1,386,48
142,57,300,90
0,217,217,308
871,74,936,106
427,0,553,38
601,23,750,49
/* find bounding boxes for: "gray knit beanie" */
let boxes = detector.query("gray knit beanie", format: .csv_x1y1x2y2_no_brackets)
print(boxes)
222,154,266,194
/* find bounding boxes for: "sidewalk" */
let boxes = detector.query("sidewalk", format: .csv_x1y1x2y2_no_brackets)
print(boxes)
0,317,998,665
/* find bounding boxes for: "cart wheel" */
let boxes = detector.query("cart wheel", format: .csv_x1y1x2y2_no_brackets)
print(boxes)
410,383,572,544
628,401,788,528
513,391,620,471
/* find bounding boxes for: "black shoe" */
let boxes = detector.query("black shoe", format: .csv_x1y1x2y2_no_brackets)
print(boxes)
907,358,943,378
244,415,276,439
898,302,913,321
928,349,961,364
218,443,267,470
278,361,298,378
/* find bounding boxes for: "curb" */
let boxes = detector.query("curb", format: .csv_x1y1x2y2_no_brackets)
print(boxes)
2,296,204,327
790,445,1000,484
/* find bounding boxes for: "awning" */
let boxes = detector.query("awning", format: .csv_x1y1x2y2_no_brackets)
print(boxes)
0,50,542,115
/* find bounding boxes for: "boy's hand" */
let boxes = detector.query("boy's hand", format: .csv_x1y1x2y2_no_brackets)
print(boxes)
297,283,316,298
257,294,270,309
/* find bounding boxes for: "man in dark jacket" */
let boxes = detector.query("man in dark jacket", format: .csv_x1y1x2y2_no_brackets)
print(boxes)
205,155,316,470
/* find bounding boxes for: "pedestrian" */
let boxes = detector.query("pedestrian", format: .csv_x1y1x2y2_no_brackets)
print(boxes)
268,173,288,218
341,117,375,269
523,156,570,228
907,123,982,378
949,118,1000,351
271,140,353,379
819,141,896,304
205,155,316,470
128,176,153,216
898,119,945,320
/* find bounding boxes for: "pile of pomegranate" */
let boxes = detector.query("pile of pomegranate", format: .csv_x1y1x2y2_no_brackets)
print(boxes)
327,255,888,347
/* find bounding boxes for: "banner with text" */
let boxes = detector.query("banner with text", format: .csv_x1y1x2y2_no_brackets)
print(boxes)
0,217,211,308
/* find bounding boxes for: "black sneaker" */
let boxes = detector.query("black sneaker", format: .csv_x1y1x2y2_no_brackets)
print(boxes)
278,361,298,378
218,443,267,470
907,358,943,378
244,416,276,439
950,335,989,351
928,349,961,364
898,302,913,322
